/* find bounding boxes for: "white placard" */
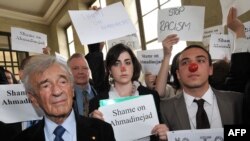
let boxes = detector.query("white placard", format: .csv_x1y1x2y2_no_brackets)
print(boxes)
168,128,224,141
137,49,163,75
220,0,250,25
0,84,43,123
55,52,68,64
244,21,250,40
209,34,231,60
203,25,224,46
158,6,205,42
107,33,140,50
69,2,136,45
11,27,47,53
99,95,159,141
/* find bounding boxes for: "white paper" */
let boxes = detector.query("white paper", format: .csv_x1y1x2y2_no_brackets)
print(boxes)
55,52,68,64
107,33,140,50
203,25,224,46
0,84,43,123
220,0,250,25
244,21,250,40
11,27,47,53
168,128,223,141
136,49,163,75
69,2,136,45
209,34,231,60
99,95,159,141
158,6,205,42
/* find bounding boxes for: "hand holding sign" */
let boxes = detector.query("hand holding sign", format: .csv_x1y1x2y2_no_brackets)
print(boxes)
98,95,160,141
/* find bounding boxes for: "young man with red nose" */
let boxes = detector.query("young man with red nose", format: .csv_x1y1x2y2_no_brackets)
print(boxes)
159,39,244,131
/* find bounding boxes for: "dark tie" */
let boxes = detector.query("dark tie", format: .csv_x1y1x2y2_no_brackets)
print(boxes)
83,90,89,117
53,125,66,141
194,99,210,129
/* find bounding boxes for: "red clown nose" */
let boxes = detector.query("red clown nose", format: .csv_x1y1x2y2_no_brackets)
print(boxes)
188,63,198,72
121,66,126,71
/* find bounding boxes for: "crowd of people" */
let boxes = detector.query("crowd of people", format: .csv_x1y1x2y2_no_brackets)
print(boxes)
0,6,250,141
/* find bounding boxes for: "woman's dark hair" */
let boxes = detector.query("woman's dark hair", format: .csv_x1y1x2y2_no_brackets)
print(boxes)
105,43,141,81
170,52,181,89
4,69,18,84
0,66,8,84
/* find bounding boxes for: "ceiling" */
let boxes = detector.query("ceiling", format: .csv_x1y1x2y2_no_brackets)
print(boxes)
0,0,67,25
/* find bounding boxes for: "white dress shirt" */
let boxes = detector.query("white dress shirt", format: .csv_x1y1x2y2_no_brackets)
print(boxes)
44,110,76,141
183,86,222,129
233,38,250,53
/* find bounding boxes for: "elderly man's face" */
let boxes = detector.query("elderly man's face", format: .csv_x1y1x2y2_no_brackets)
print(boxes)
29,63,74,121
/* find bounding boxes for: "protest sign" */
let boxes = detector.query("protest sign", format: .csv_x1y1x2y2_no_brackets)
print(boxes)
244,21,250,40
158,6,205,42
209,34,231,60
168,128,223,141
203,25,224,46
107,33,140,50
0,84,43,123
55,52,68,64
69,2,136,44
99,95,159,141
11,27,47,53
137,49,163,75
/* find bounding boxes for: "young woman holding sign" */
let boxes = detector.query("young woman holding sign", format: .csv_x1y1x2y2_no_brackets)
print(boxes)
89,43,168,141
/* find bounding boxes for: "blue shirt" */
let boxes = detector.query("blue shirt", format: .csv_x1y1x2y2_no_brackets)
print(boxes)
44,110,76,141
74,83,95,116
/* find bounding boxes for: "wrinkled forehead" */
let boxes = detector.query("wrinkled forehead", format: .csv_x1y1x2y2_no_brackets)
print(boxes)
31,64,68,81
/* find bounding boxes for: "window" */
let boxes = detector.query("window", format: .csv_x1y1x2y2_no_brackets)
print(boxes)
66,25,75,56
0,31,27,80
137,0,186,64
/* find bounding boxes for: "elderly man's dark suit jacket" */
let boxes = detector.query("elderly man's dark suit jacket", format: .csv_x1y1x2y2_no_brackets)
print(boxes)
11,113,116,141
160,88,243,131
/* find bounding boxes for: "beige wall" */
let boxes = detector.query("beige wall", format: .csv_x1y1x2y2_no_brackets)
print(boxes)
0,17,49,34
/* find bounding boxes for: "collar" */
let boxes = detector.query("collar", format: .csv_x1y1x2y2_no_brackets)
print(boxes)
44,109,76,138
109,81,140,99
74,83,91,94
184,86,214,107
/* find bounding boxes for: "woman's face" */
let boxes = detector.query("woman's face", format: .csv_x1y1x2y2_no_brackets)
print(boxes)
110,52,134,85
5,71,13,84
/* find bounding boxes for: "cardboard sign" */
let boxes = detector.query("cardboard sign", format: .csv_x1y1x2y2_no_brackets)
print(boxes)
137,49,163,75
69,2,136,44
107,33,140,50
0,84,43,123
168,128,224,141
203,25,224,46
99,95,159,141
11,27,47,53
209,34,231,60
158,6,205,42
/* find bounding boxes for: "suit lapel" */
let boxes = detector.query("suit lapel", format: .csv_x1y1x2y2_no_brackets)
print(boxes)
213,89,232,125
30,120,46,141
76,115,99,141
174,94,191,129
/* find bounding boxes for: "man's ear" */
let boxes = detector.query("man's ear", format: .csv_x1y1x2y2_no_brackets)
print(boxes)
27,92,39,108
